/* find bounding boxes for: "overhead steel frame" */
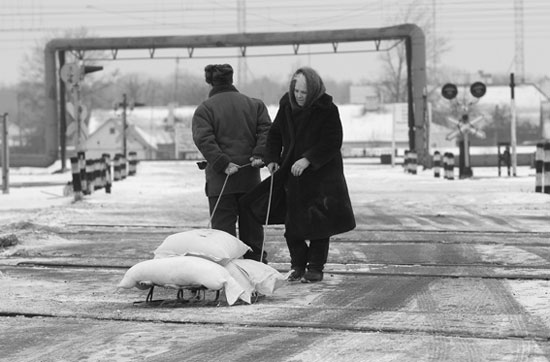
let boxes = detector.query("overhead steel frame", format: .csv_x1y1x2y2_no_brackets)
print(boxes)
37,24,426,168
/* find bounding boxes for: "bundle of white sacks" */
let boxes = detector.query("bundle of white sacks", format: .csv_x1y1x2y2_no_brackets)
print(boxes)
118,228,286,305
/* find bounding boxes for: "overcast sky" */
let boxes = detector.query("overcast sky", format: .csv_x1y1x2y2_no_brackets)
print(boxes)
0,0,549,86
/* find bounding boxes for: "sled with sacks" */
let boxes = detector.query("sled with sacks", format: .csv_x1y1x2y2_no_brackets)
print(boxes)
117,228,285,306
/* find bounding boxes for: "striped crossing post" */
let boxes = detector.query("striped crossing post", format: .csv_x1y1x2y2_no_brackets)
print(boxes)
433,151,441,178
78,151,87,195
70,156,83,201
409,150,417,175
128,151,137,176
443,153,449,179
544,143,550,194
447,153,455,180
535,143,544,193
85,159,94,194
93,159,101,191
103,153,112,193
98,158,106,190
113,154,121,182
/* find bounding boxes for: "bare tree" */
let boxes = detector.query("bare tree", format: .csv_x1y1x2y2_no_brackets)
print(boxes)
377,0,451,103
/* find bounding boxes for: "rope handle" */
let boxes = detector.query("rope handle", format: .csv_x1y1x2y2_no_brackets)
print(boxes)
208,161,275,266
259,172,274,264
207,162,252,228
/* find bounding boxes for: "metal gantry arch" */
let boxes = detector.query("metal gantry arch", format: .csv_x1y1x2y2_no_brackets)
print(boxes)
36,24,426,168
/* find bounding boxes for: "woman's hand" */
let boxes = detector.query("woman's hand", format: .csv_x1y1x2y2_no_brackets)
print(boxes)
267,162,279,174
291,158,310,176
224,162,239,175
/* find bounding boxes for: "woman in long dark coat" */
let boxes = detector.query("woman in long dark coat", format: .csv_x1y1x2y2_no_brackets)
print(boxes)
242,67,355,282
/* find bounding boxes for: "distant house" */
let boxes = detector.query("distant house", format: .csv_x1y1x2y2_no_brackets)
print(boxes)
87,106,201,160
82,86,547,161
349,85,381,111
85,118,157,160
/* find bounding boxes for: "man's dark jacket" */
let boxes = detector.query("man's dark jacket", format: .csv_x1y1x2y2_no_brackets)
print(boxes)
192,85,271,197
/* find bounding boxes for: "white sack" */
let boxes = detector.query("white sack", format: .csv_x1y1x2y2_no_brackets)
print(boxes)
154,228,251,264
223,262,255,304
225,259,286,296
117,255,246,305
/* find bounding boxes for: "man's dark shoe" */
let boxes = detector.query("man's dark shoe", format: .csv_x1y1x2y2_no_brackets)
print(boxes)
287,268,305,282
301,269,323,283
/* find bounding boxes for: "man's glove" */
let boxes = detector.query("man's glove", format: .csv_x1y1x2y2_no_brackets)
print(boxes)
250,156,265,168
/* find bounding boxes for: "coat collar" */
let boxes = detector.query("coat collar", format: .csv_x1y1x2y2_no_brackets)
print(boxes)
208,84,239,97
280,92,333,110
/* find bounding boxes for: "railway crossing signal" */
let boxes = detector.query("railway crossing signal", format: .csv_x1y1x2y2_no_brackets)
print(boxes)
441,82,486,179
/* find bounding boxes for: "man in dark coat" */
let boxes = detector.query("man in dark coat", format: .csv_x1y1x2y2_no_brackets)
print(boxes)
241,67,355,281
192,64,272,262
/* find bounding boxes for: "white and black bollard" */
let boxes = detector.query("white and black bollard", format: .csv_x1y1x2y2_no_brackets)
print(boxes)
93,159,101,191
78,151,87,195
443,153,449,179
113,154,121,182
403,150,409,173
128,151,137,176
446,153,455,180
544,143,550,194
85,159,94,194
103,153,112,193
70,156,83,201
98,158,106,190
409,150,417,175
433,151,441,178
535,143,544,193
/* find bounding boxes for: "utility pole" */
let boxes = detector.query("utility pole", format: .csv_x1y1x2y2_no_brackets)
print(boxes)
432,0,437,83
510,73,518,176
2,113,9,194
237,0,247,86
174,57,180,104
115,94,145,158
121,94,128,158
514,0,525,83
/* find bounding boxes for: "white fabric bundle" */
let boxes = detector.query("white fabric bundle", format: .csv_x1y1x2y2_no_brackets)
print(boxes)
225,259,285,297
153,228,251,264
117,255,245,305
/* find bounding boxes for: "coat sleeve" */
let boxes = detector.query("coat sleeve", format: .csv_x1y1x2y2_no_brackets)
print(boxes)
251,100,272,158
192,104,230,173
263,106,284,165
303,104,343,170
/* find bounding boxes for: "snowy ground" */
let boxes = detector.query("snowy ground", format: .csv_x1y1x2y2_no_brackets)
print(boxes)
2,158,550,362
0,157,545,216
